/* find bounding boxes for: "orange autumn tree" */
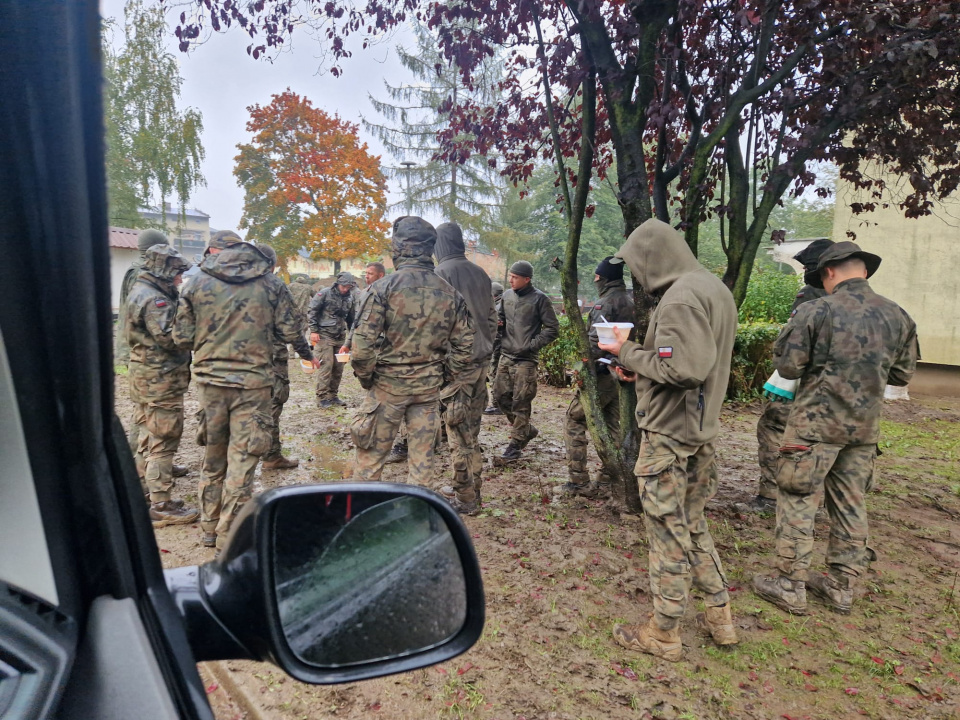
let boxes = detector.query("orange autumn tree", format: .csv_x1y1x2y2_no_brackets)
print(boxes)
234,89,389,272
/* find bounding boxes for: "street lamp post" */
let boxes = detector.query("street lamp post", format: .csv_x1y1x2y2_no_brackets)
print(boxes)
400,160,416,215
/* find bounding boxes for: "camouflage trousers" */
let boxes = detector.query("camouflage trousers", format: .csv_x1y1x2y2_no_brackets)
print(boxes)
565,370,620,485
756,399,792,500
265,368,290,460
315,336,345,401
197,384,274,549
133,396,184,503
352,384,440,485
127,406,146,482
775,439,876,583
492,357,539,444
637,431,729,631
443,366,488,504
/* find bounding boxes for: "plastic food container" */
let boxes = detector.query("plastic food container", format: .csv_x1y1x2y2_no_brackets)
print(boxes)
300,358,316,374
593,322,634,343
335,353,351,363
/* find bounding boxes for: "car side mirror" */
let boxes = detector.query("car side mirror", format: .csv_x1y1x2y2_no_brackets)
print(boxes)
165,484,484,684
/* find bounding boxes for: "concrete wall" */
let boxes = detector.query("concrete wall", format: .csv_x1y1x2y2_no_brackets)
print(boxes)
832,178,960,367
110,247,139,314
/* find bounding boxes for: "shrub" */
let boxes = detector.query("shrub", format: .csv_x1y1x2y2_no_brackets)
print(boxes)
539,314,580,387
738,268,801,324
729,322,782,399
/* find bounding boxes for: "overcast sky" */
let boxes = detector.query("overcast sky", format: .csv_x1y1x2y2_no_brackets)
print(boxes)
100,0,417,235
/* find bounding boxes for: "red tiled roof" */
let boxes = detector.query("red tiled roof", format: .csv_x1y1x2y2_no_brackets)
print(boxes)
109,226,139,249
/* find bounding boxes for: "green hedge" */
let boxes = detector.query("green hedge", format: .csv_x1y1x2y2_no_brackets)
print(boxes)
536,314,782,399
738,268,801,324
729,322,782,399
539,314,579,387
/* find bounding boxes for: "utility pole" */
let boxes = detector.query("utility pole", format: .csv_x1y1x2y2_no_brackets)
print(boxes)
400,160,416,215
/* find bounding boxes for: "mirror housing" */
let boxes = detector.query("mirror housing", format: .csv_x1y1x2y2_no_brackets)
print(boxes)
165,484,485,684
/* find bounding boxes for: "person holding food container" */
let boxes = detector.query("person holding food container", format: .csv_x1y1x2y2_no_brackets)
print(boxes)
598,218,739,661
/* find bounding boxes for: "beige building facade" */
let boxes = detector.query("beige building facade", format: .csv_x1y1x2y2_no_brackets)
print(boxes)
832,178,960,395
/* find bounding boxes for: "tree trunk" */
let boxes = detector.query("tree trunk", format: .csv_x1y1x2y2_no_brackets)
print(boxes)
333,259,341,275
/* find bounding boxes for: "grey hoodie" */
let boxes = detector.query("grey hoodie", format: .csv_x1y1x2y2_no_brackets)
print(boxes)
435,222,498,365
614,219,737,446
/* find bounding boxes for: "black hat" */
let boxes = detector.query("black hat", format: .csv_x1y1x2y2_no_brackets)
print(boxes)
809,241,882,288
793,239,834,271
509,260,534,278
595,256,623,281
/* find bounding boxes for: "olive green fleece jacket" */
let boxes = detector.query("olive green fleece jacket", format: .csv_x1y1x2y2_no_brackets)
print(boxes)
614,218,738,447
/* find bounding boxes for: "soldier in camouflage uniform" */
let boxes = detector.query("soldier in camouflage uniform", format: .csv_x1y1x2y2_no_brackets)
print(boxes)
288,275,314,325
493,261,560,461
745,239,834,512
309,272,357,407
259,245,310,470
433,222,499,515
484,281,505,415
173,231,316,554
125,245,199,527
350,217,474,485
117,228,169,366
599,219,739,661
562,257,638,498
753,242,918,615
340,262,386,353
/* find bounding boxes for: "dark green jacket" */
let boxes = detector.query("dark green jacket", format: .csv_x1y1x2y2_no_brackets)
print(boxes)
499,285,560,362
587,277,637,366
308,285,356,341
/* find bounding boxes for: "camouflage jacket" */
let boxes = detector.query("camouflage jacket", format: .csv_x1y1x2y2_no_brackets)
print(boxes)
587,277,637,367
775,277,918,444
173,243,312,390
351,256,475,394
308,285,356,341
499,285,560,362
288,278,314,322
790,284,827,314
125,272,191,402
267,274,312,380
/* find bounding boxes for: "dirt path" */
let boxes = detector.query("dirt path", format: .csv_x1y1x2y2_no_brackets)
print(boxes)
117,363,960,719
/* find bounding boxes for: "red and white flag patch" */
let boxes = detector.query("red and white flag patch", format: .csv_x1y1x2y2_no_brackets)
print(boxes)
658,347,673,358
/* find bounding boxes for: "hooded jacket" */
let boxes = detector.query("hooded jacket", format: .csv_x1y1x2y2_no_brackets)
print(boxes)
125,271,191,402
435,223,498,365
173,242,310,389
615,219,737,446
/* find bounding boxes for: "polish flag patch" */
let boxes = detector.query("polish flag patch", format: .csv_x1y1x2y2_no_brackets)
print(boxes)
658,347,673,358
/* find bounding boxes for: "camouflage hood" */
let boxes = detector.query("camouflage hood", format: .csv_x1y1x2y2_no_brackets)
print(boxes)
142,245,191,282
200,242,273,284
435,222,466,263
614,218,700,294
391,216,437,260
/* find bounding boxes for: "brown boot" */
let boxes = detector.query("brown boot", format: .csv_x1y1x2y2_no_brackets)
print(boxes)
149,501,199,528
806,572,853,615
613,621,682,662
752,574,808,615
696,605,739,646
172,464,189,478
262,454,299,470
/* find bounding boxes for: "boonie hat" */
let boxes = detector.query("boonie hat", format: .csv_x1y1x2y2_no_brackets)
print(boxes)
810,241,881,288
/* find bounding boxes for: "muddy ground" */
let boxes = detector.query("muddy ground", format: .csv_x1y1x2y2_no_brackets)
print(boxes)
116,362,960,720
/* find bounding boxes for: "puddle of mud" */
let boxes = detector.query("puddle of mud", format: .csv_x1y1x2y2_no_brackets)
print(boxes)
308,434,352,481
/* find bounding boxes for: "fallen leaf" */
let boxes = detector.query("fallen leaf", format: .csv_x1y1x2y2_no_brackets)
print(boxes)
435,667,448,675
845,688,859,696
457,662,474,675
205,683,218,694
804,683,818,692
894,665,905,676
748,671,759,681
872,656,885,665
160,548,171,554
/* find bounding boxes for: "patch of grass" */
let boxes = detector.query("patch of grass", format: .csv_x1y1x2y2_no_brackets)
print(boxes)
439,676,485,719
114,364,129,375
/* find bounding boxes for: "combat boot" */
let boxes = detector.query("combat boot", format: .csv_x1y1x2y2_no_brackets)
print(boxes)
560,481,590,497
483,405,503,415
262,454,299,470
806,572,853,615
752,574,808,615
613,621,682,662
500,441,522,462
332,397,348,407
149,501,199,528
317,398,336,408
172,464,189,478
696,604,739,646
384,439,408,464
201,532,217,548
736,495,776,513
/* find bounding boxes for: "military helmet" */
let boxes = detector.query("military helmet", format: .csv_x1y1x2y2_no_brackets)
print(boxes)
206,230,243,253
143,245,191,281
137,228,169,252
